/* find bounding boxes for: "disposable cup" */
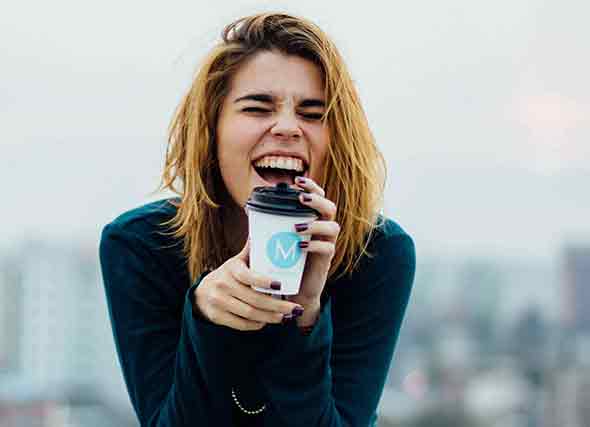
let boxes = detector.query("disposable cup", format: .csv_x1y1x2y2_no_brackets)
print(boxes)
245,182,319,296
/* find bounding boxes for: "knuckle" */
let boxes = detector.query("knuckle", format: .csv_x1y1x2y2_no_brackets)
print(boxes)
243,305,255,318
216,279,229,291
209,290,223,306
254,295,270,309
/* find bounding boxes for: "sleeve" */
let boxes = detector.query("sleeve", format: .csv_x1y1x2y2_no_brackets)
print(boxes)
99,223,255,426
255,233,416,427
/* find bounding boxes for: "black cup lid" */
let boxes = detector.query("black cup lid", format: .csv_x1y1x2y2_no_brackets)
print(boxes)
246,182,320,217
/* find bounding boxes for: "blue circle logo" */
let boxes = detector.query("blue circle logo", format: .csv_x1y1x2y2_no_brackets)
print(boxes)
266,232,303,268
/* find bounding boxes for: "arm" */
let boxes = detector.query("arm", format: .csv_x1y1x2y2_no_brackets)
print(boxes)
256,233,416,426
99,223,250,426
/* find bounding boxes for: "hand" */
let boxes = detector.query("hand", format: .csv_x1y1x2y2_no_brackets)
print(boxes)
289,176,341,307
194,239,305,331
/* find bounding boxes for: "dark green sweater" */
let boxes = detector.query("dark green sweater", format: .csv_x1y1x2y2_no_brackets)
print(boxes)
99,198,416,427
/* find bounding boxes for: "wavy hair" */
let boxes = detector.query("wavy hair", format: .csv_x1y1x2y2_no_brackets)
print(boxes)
157,12,386,284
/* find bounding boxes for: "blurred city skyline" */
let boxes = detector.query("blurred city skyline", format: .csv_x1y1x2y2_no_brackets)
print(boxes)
1,0,589,262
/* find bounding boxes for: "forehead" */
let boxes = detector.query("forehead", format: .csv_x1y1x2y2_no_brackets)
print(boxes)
229,50,324,100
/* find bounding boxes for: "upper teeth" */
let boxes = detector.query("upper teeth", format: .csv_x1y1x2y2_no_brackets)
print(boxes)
253,156,305,172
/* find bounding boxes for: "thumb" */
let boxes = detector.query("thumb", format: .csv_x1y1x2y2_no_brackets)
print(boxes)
235,237,250,264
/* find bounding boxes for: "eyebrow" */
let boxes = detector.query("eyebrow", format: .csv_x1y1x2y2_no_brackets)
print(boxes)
234,93,325,108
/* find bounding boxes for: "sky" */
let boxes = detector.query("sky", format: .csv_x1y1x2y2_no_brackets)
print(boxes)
1,0,589,261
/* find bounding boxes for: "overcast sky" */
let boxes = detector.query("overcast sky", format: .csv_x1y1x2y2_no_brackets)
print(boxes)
2,0,589,260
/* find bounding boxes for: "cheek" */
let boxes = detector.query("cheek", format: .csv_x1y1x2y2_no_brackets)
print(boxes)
219,119,264,159
216,116,264,201
218,117,253,160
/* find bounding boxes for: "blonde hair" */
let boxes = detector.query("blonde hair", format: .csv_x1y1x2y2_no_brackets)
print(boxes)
158,13,386,284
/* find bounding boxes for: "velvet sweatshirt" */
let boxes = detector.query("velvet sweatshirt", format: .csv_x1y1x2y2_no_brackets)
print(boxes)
98,198,416,427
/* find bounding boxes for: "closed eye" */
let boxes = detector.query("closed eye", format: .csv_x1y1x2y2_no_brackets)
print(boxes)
242,107,271,113
242,107,324,121
300,112,324,121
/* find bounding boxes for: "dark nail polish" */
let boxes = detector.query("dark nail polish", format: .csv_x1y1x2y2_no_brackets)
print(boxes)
270,281,282,290
302,194,312,202
282,314,293,324
295,223,308,232
292,306,304,317
298,241,309,249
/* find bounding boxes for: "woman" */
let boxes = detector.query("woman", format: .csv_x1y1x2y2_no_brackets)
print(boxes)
99,12,416,427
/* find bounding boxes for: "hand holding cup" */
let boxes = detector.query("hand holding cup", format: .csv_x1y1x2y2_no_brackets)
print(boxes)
194,239,304,331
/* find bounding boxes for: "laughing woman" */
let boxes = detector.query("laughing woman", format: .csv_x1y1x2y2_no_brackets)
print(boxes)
99,12,416,427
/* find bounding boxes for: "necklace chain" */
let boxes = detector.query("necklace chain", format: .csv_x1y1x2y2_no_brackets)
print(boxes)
231,387,266,415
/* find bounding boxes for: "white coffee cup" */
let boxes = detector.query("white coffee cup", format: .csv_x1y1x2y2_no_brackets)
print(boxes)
246,183,319,296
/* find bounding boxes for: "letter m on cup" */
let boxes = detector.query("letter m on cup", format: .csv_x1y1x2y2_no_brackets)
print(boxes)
275,239,297,261
267,232,302,268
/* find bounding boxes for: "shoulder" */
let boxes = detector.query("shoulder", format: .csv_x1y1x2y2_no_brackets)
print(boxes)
106,198,179,232
331,215,416,297
367,214,416,266
100,197,182,260
99,198,189,304
372,214,412,241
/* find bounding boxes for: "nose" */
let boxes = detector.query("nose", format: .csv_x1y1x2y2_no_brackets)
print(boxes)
270,111,302,140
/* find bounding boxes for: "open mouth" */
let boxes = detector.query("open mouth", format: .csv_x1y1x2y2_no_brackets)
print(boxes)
252,156,309,186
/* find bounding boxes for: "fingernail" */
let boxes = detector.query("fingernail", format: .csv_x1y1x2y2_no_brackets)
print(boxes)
282,314,293,324
298,241,309,249
302,193,312,202
292,306,304,316
295,176,306,184
295,223,308,232
270,281,282,290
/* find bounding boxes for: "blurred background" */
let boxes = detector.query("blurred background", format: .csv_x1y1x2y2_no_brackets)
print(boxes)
1,1,589,426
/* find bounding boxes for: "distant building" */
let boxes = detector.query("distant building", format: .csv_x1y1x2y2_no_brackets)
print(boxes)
0,239,144,423
562,246,590,333
6,240,121,391
0,260,22,373
542,366,590,427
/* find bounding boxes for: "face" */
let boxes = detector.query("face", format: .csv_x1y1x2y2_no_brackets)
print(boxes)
216,50,330,208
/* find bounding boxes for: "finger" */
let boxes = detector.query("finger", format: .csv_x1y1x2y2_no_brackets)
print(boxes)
294,220,340,242
224,295,285,324
299,192,337,220
298,239,336,257
229,258,282,291
210,308,266,331
294,176,325,197
232,285,304,315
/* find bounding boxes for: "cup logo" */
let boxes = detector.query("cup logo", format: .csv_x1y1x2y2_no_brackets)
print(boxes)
266,232,302,268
